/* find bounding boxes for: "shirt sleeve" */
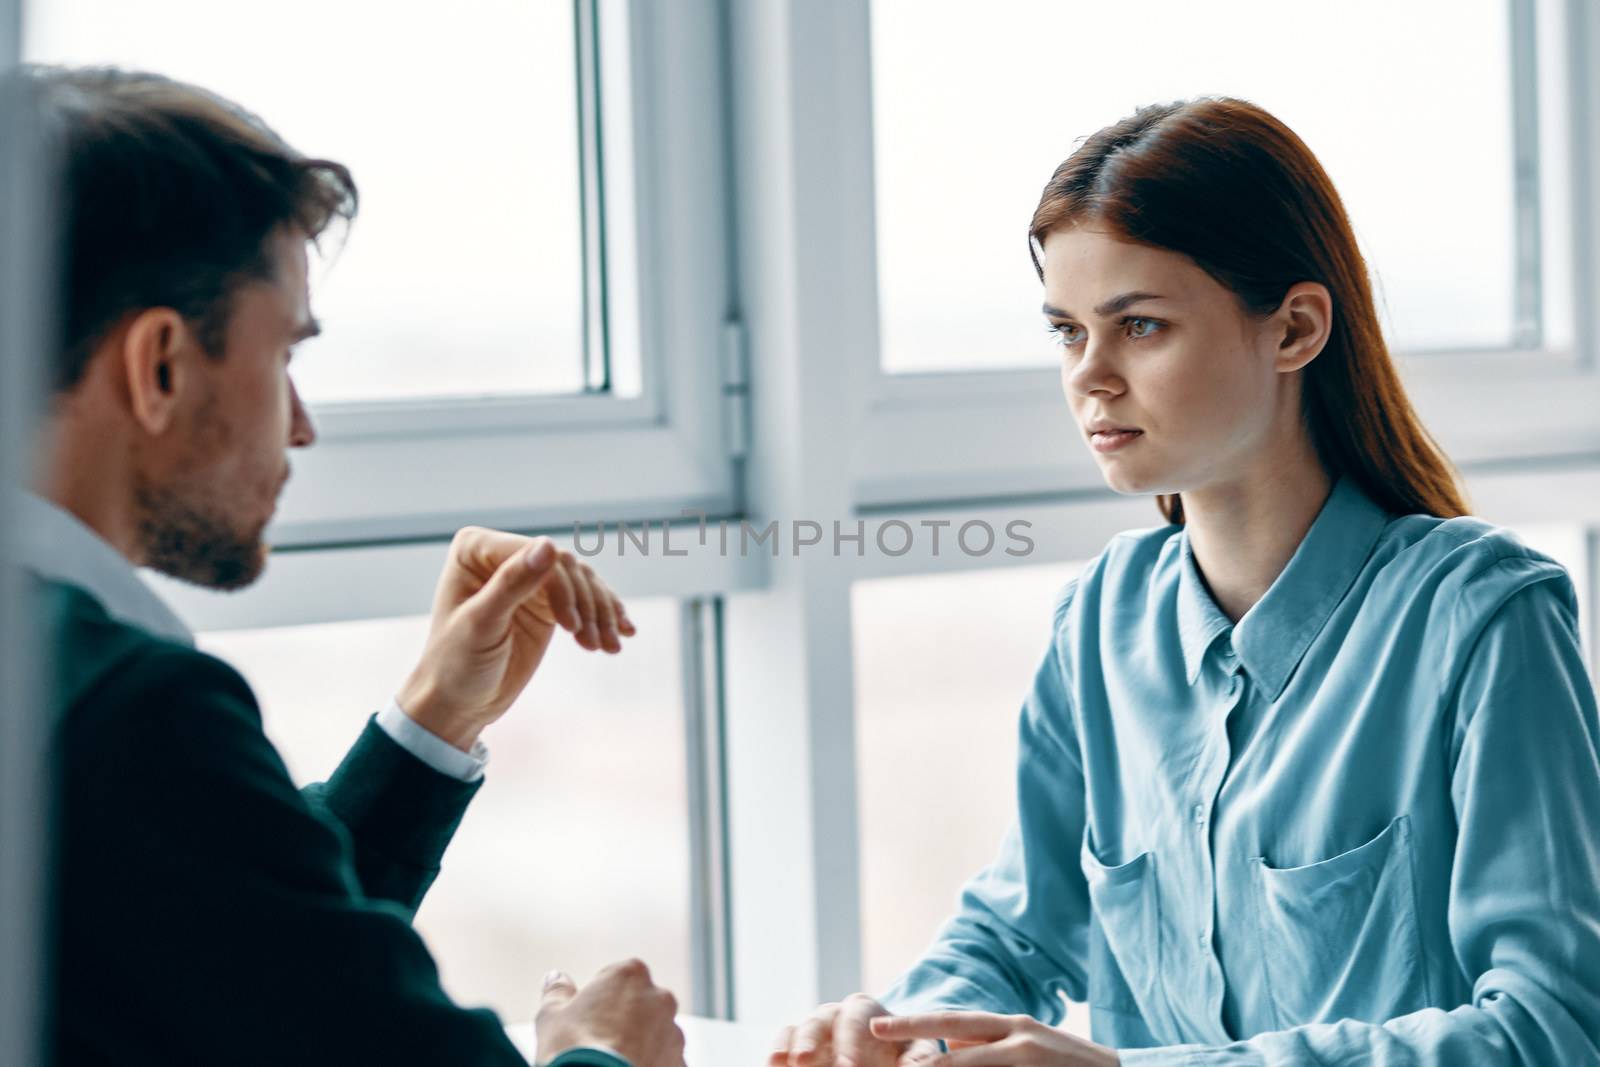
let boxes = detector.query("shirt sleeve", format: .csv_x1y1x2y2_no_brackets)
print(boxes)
879,582,1091,1022
377,697,490,782
1121,561,1600,1065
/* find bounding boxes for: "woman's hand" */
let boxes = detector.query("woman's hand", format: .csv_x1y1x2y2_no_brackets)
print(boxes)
771,994,940,1067
396,527,634,751
869,1012,1119,1067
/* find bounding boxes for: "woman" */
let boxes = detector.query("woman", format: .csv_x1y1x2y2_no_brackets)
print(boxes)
774,98,1600,1065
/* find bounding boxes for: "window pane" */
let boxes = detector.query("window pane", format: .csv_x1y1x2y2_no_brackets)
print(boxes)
872,0,1517,373
853,561,1089,1032
24,0,636,403
198,601,689,1019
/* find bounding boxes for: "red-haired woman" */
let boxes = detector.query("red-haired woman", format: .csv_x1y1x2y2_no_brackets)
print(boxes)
774,98,1600,1065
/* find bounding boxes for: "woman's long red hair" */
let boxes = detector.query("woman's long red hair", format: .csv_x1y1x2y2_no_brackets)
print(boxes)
1029,98,1468,523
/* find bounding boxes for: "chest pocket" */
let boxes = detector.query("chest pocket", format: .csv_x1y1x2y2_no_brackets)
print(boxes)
1252,813,1430,1027
1080,832,1175,1042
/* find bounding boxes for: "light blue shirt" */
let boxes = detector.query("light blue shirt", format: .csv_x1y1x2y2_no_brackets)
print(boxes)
14,492,488,782
884,476,1600,1063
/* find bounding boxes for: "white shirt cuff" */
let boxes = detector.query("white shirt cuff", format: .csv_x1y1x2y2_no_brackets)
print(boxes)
376,699,489,782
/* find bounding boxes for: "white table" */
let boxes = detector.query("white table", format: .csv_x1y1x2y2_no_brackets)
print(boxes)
507,1017,775,1067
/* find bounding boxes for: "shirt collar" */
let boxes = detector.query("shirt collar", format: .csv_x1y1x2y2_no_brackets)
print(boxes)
1176,475,1390,699
12,491,193,645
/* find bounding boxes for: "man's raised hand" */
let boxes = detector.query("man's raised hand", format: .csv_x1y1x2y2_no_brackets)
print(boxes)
396,527,635,751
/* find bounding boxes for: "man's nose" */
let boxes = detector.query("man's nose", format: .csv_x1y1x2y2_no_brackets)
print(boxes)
288,384,317,448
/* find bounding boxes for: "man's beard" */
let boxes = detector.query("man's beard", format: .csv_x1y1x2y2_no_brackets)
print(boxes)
133,473,269,592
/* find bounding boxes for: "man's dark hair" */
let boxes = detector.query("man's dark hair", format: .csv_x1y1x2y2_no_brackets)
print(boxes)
27,65,358,392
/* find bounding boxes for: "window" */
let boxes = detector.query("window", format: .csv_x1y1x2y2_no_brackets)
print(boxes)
27,0,735,553
24,0,640,404
871,0,1527,374
199,600,692,1017
852,560,1084,1029
21,0,1598,1032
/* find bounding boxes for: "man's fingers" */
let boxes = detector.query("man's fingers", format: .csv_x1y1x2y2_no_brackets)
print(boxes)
541,556,581,632
615,594,637,637
562,555,599,648
467,540,559,629
869,1012,1014,1044
537,969,578,1012
586,570,623,653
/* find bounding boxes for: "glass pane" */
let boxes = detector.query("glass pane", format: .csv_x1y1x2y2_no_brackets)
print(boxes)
24,0,635,404
872,0,1517,372
852,561,1090,1033
198,600,690,1019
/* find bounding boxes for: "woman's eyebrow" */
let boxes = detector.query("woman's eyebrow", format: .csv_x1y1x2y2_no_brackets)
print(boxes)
1042,291,1167,319
1095,291,1165,316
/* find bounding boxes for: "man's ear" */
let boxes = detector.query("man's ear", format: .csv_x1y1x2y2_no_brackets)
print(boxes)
1271,281,1333,374
119,308,191,435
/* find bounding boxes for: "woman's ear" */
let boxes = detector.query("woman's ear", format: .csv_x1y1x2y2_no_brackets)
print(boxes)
119,308,190,435
1272,281,1333,374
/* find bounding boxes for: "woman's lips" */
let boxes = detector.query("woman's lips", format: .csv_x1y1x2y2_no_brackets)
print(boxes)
1090,429,1144,453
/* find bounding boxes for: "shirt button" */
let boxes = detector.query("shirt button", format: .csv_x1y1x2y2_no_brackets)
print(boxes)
1198,931,1211,950
1192,804,1205,825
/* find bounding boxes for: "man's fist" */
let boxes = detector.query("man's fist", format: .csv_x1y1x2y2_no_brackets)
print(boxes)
536,960,685,1067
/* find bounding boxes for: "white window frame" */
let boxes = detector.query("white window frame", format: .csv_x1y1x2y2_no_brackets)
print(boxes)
261,0,739,551
155,0,758,631
852,0,1600,514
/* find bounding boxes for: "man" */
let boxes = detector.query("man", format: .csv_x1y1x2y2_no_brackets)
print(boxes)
18,66,685,1066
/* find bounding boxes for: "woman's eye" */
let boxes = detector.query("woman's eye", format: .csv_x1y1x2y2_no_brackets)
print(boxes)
1125,316,1164,339
1049,323,1085,346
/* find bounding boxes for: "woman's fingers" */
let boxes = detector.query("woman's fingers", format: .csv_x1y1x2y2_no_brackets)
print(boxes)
925,1037,1032,1067
769,1026,797,1066
835,994,895,1067
789,1007,839,1067
870,1012,1017,1045
896,1040,944,1067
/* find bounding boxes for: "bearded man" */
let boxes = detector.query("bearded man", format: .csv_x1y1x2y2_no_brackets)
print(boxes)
18,65,683,1067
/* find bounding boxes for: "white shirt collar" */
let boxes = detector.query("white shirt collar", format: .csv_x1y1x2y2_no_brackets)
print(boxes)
13,491,193,645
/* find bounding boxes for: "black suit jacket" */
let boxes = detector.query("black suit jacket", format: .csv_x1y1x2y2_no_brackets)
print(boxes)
40,576,534,1065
